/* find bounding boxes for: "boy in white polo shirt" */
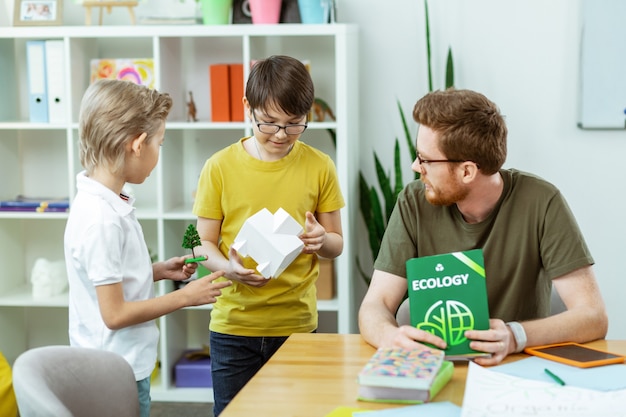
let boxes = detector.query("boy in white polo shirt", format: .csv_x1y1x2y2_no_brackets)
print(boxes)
64,79,231,417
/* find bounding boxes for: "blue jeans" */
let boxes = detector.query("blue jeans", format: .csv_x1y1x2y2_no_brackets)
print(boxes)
210,331,288,417
136,377,151,417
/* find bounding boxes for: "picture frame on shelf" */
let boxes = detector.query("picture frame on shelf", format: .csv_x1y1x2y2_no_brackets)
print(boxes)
13,0,63,26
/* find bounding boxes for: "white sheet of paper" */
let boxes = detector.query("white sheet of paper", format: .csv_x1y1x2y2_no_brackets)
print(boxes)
461,361,626,417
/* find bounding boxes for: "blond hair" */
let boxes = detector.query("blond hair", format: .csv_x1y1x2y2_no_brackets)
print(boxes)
78,79,172,175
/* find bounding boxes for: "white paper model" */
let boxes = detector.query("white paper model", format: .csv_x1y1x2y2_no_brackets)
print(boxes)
232,208,304,278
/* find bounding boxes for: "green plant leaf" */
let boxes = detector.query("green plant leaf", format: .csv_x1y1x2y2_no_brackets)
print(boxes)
397,99,419,181
398,100,414,156
393,139,403,200
446,47,455,89
425,0,433,92
369,185,386,254
374,152,393,221
358,172,372,222
359,173,383,261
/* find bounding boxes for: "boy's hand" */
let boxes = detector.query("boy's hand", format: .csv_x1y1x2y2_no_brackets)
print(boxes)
225,246,269,287
160,256,200,281
182,270,232,306
300,211,326,254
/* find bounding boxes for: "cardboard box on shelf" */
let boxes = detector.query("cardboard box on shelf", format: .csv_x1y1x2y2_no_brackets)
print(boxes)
316,258,335,300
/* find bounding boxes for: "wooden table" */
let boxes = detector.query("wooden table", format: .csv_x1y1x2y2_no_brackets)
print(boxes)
220,333,626,417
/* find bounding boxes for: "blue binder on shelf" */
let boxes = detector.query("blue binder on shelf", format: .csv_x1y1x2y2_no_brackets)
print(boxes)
44,40,67,124
26,40,48,123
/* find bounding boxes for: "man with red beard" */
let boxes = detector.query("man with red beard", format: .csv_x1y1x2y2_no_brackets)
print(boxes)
358,89,608,365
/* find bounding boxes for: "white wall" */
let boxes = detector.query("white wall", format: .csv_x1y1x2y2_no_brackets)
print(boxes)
3,0,624,338
339,0,626,339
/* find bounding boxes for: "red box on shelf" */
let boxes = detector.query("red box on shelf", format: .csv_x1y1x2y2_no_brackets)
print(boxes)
209,64,231,122
229,63,244,122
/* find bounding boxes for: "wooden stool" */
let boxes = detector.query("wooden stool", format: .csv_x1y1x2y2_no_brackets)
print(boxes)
83,0,138,25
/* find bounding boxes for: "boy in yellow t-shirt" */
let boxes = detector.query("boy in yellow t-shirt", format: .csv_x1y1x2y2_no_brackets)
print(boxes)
193,55,345,416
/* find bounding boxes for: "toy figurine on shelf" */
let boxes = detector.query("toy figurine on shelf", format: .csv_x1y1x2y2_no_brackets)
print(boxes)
82,0,138,25
311,97,336,122
182,224,207,264
310,97,337,147
187,91,198,122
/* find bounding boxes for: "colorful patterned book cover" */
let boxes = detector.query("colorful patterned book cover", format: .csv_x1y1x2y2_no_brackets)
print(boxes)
358,346,445,389
407,249,491,360
90,59,155,89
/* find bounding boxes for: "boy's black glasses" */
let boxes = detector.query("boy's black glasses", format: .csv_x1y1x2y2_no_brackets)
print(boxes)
252,111,308,135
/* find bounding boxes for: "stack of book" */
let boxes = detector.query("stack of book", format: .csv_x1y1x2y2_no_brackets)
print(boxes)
0,197,69,213
357,346,454,404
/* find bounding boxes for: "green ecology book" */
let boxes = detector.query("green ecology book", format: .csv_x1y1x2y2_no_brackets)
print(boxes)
407,249,491,360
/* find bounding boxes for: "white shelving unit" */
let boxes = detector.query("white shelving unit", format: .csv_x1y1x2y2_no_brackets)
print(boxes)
0,23,358,402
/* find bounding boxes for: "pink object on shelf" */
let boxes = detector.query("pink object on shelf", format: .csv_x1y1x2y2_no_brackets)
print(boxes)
249,0,282,24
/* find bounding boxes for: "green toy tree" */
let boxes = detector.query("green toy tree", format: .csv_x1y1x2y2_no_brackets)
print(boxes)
182,224,207,264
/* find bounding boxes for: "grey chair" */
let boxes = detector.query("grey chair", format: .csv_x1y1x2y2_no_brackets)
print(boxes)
12,345,139,417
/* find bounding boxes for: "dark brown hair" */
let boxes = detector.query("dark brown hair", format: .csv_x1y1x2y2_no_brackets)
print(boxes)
245,55,314,117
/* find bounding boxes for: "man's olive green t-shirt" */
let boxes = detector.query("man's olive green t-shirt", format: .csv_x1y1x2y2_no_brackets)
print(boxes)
374,169,593,321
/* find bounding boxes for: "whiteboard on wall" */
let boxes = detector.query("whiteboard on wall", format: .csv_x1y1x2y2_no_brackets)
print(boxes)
579,0,626,129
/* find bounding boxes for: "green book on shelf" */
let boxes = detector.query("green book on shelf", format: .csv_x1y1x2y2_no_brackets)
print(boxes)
357,346,453,404
407,249,491,360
